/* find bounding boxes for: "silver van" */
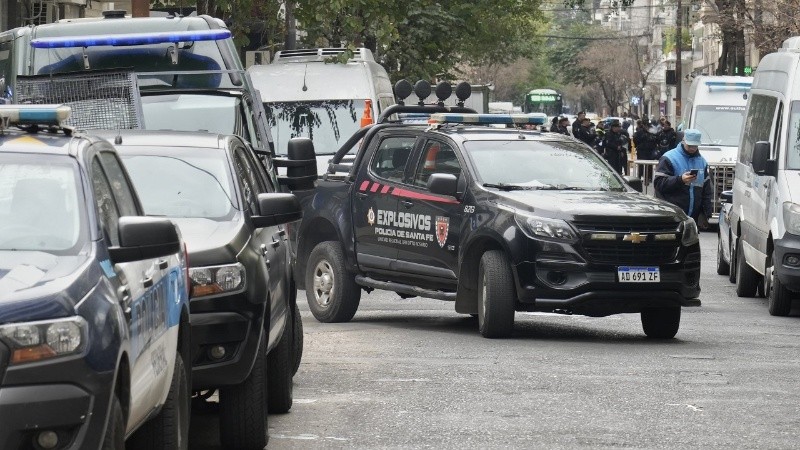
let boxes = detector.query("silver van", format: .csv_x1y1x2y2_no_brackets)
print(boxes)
247,48,395,174
729,36,800,316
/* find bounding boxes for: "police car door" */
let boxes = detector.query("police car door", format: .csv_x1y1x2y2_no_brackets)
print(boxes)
91,152,174,429
353,132,419,274
393,139,463,281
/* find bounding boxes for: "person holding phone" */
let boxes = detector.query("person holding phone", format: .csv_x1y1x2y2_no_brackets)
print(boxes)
653,129,713,229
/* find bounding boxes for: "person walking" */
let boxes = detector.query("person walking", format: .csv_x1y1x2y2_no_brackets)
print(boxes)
653,129,712,229
600,120,628,174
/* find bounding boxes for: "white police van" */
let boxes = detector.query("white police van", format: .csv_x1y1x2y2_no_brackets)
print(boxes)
730,36,800,316
0,105,191,450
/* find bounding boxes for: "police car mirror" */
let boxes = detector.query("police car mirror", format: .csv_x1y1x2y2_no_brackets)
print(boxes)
108,217,181,263
622,175,643,193
752,141,774,176
427,173,459,198
285,137,318,190
394,80,413,105
414,80,432,106
253,193,302,228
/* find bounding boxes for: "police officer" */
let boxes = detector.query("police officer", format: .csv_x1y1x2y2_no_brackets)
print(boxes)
574,117,596,146
633,119,658,160
653,129,712,229
555,116,571,136
600,120,628,174
572,111,586,136
656,120,678,155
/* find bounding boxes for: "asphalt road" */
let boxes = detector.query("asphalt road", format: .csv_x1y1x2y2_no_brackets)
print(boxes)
190,231,800,449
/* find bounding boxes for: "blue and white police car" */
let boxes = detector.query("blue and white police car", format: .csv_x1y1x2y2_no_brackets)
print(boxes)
0,105,191,450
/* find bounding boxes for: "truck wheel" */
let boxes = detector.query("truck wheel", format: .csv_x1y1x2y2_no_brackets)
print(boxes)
102,394,124,450
641,307,681,339
736,242,759,297
728,237,737,283
305,242,361,323
767,252,793,316
219,331,268,450
716,233,729,275
291,300,303,375
477,250,515,338
127,354,190,449
267,315,293,414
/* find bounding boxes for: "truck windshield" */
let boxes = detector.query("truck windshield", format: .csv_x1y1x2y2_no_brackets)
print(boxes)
264,100,365,155
464,140,624,191
120,148,238,220
141,94,245,137
693,105,746,146
0,154,86,254
787,101,800,170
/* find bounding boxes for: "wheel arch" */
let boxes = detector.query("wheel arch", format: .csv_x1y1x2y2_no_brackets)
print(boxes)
178,305,191,382
296,217,340,290
115,353,131,424
455,236,508,315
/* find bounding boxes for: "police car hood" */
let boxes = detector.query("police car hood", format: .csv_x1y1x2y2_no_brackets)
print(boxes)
0,251,93,322
496,190,688,221
171,216,248,267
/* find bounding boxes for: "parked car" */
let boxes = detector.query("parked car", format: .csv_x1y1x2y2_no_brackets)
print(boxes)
716,190,734,280
99,129,302,449
0,105,191,449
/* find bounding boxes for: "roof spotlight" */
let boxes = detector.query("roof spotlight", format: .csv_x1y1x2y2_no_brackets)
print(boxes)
394,80,413,105
414,80,432,106
435,82,452,106
454,82,471,107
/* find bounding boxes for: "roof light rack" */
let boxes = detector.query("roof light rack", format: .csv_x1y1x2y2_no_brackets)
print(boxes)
273,47,375,62
0,104,72,134
429,113,548,126
30,29,232,49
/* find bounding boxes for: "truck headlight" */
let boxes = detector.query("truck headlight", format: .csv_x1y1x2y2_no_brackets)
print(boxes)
0,317,87,365
515,213,578,242
190,263,246,298
783,202,800,235
682,218,699,246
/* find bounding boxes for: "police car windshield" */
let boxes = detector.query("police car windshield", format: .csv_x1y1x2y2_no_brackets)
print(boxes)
264,100,365,155
142,94,244,137
120,149,238,220
0,155,86,253
465,140,625,191
693,106,746,147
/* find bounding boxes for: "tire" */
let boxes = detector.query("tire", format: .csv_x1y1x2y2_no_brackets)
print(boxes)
127,354,190,450
728,237,737,283
767,251,793,316
641,307,681,339
267,314,293,414
305,242,361,323
102,394,125,450
716,233,730,276
477,250,516,338
291,300,303,376
736,241,759,297
219,331,268,450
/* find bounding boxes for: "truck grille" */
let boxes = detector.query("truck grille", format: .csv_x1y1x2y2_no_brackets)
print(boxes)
573,220,682,265
709,163,735,217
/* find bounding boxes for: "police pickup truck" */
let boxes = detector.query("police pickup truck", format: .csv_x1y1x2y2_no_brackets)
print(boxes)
285,81,702,339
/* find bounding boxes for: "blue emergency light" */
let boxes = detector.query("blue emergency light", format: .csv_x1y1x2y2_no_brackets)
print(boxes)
0,104,71,126
704,80,752,92
429,113,548,125
30,29,232,49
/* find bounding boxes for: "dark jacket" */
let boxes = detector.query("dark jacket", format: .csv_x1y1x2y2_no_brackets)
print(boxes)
656,128,679,152
600,129,628,174
572,119,582,136
574,124,596,146
633,127,658,160
653,143,713,220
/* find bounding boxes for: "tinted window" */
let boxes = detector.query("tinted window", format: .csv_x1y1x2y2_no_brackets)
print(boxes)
464,139,625,191
0,40,12,101
369,136,416,183
100,152,138,217
412,141,461,188
0,154,86,253
740,94,777,165
91,158,120,246
121,149,237,220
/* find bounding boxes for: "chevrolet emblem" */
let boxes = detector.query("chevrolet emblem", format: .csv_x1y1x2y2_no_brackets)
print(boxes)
623,232,647,244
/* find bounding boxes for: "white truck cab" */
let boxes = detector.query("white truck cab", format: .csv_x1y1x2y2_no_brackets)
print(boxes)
730,36,800,316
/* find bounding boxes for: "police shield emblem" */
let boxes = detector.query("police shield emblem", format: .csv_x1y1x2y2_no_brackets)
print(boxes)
435,216,449,248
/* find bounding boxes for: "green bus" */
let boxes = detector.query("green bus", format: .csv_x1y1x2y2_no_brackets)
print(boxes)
523,88,563,116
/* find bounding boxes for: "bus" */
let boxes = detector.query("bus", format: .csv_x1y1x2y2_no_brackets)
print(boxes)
523,88,563,116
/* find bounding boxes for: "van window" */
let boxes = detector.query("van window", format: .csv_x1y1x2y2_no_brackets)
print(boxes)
0,40,12,100
740,94,777,165
693,105,746,147
264,100,365,156
786,101,800,170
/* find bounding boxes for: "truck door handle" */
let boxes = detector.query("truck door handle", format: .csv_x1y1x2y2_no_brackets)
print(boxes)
401,200,414,208
158,259,169,270
355,192,368,199
142,276,154,288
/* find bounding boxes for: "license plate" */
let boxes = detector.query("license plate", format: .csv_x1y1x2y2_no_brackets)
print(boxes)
617,266,660,282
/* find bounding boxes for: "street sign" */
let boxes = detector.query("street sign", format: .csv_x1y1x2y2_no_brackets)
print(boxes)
743,66,753,75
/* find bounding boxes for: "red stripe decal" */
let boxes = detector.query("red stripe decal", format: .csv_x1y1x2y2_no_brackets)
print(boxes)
381,185,391,194
359,180,370,191
391,187,460,204
370,182,381,192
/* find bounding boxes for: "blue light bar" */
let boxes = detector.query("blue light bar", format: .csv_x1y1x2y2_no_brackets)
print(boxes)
30,29,232,49
705,80,752,92
0,104,71,126
429,113,548,125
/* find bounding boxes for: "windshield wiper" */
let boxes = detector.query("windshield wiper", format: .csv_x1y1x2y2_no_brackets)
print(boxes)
531,185,589,191
483,183,534,191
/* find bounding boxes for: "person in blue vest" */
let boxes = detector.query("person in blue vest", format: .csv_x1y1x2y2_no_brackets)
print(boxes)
653,129,712,229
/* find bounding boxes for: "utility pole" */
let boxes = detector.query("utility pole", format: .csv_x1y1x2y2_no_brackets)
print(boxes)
675,0,682,123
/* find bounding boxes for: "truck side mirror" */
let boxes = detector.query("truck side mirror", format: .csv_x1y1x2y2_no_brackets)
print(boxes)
720,190,733,204
279,137,318,191
427,173,459,198
108,217,182,263
752,141,776,176
623,175,643,193
252,193,302,228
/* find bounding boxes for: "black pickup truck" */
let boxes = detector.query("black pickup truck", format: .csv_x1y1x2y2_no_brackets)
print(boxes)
284,81,701,339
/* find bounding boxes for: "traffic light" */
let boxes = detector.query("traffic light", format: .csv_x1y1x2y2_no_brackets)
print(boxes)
666,69,677,85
